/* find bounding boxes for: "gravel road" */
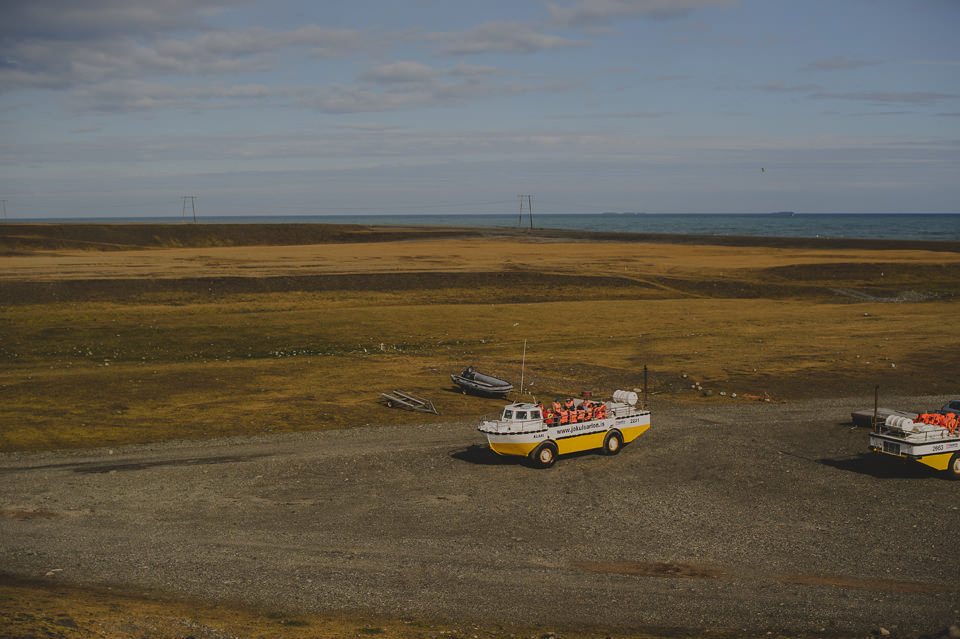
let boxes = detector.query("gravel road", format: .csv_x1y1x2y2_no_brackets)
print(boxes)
2,395,958,635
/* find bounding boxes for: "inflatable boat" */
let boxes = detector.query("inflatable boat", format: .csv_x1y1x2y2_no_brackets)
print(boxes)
450,366,514,397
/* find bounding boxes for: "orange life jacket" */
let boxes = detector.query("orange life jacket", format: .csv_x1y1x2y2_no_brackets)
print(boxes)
559,410,569,424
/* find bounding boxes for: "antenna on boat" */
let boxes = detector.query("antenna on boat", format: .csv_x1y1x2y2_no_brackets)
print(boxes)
519,339,526,396
643,365,648,410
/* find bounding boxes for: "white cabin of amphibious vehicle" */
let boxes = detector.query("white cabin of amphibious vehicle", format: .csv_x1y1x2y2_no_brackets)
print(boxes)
478,390,650,467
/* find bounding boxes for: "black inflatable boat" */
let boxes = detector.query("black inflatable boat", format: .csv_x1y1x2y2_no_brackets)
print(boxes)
450,366,514,397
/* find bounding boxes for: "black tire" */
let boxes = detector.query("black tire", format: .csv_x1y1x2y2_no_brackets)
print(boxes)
602,430,623,456
530,442,558,468
948,452,960,480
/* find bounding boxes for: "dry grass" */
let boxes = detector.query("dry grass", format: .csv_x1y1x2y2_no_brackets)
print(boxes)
1,224,959,452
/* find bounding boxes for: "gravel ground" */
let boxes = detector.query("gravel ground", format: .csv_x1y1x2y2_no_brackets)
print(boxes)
1,395,958,636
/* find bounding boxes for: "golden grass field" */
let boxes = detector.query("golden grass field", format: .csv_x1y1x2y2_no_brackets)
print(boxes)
1,223,959,452
2,222,960,638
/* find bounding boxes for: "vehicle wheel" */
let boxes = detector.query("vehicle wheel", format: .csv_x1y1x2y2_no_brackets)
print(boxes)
530,442,558,468
948,453,960,480
602,430,623,455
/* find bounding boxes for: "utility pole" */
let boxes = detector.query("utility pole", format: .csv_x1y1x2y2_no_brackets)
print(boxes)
181,196,197,223
517,194,533,229
0,200,6,222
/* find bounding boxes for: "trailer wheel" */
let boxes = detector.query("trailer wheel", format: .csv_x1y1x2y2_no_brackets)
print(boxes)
602,430,623,456
530,442,557,469
948,453,960,480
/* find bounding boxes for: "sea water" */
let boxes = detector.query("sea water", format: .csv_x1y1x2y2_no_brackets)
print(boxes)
9,213,960,242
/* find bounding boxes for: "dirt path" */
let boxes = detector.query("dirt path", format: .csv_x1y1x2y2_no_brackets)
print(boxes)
2,395,957,635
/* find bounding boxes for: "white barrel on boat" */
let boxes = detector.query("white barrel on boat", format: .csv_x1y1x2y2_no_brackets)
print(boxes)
613,389,638,406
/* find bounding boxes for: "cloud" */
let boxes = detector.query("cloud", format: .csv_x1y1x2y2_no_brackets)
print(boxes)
545,111,668,119
427,22,589,56
753,81,820,93
446,63,502,78
0,1,366,95
812,91,956,105
547,0,738,26
911,60,960,67
0,0,243,41
360,61,437,84
154,26,364,61
801,56,879,71
69,79,284,113
296,77,579,115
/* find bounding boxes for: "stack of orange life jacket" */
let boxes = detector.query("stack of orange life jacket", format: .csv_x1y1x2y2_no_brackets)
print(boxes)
916,412,960,436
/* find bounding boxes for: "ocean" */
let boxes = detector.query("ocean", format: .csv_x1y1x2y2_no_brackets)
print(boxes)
8,213,960,242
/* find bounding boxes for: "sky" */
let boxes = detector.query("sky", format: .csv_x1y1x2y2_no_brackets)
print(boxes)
1,0,959,218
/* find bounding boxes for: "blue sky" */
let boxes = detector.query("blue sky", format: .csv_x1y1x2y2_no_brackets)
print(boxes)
1,0,958,217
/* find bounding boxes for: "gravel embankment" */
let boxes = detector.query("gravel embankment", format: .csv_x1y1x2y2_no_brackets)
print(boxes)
1,395,958,635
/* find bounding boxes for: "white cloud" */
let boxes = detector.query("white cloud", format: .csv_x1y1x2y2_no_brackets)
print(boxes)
427,22,589,56
812,91,956,105
911,60,960,67
360,61,437,85
545,111,668,119
446,63,502,78
801,56,880,72
296,77,578,115
547,0,738,26
754,81,820,93
69,79,284,113
1,27,365,90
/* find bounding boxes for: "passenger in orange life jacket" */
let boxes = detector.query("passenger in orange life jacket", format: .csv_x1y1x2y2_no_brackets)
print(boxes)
583,400,594,420
553,400,563,413
559,410,569,424
564,397,575,410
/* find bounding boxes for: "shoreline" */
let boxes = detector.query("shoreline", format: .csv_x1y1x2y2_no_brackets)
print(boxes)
3,221,960,253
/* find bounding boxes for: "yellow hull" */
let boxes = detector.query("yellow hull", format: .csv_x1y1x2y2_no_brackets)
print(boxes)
489,441,540,457
914,451,953,471
485,414,650,459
